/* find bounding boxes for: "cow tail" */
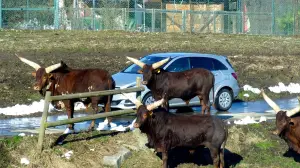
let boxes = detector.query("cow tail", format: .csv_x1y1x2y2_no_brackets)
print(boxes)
212,75,216,109
106,77,114,112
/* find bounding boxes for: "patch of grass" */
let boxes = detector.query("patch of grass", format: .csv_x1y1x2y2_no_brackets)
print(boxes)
255,141,276,150
0,136,23,149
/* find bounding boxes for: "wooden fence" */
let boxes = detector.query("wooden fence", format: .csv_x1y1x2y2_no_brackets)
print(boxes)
37,77,144,152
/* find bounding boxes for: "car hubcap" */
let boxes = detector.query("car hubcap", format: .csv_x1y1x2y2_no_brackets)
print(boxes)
144,95,155,105
219,92,231,109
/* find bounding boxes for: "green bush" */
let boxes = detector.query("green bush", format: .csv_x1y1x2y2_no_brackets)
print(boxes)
276,10,300,35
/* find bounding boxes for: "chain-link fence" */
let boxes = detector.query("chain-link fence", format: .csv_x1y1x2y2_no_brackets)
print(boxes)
1,0,300,35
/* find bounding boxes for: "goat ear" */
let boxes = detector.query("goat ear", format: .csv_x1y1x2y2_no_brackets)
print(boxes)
138,69,143,74
31,71,36,77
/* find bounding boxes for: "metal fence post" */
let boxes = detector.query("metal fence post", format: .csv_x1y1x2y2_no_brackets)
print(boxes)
151,9,155,32
37,91,51,152
0,0,2,29
54,0,59,29
271,0,275,34
182,10,186,32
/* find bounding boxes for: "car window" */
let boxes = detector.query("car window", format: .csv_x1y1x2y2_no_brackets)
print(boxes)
212,59,228,70
190,57,228,71
165,57,190,72
190,57,214,70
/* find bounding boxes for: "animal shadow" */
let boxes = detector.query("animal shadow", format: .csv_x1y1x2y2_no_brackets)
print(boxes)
51,130,124,147
283,148,300,162
156,146,243,168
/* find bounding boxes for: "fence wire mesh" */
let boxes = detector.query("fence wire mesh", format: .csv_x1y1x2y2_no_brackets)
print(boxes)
1,0,300,35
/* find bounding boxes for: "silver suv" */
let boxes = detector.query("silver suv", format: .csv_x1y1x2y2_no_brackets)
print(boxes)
106,52,240,111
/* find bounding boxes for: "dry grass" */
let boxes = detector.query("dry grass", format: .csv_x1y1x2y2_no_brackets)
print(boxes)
0,131,138,168
1,122,300,168
0,30,300,55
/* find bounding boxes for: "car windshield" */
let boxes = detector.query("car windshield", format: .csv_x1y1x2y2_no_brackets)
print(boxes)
122,56,170,73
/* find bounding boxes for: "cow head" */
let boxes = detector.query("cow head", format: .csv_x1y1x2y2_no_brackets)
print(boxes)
16,54,63,92
126,57,170,85
261,89,300,135
122,93,164,128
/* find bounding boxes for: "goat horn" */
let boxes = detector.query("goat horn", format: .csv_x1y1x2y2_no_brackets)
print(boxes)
146,99,165,111
152,57,170,69
261,89,281,113
16,54,41,71
45,63,62,73
121,93,143,109
126,57,145,68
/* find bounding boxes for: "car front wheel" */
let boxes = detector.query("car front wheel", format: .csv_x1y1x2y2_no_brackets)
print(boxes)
215,88,233,111
142,93,155,105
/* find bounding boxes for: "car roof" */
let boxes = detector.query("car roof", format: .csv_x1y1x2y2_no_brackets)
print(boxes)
145,52,227,60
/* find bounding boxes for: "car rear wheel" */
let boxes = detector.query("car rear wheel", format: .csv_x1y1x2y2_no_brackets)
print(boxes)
142,93,155,105
215,88,233,111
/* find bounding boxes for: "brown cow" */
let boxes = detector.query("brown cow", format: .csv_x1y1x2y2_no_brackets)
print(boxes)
17,55,115,132
123,93,228,168
126,56,215,115
261,89,300,153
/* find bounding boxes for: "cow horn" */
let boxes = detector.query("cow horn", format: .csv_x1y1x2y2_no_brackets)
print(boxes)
146,99,165,111
286,106,300,117
126,57,145,68
121,93,143,108
152,57,170,69
16,54,41,71
261,89,281,113
45,63,62,73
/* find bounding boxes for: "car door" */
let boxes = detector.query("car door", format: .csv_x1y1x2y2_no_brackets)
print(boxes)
163,57,191,107
188,56,227,104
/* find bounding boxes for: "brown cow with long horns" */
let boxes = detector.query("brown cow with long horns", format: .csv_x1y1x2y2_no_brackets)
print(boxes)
261,89,300,154
122,93,227,168
126,56,215,115
17,54,115,132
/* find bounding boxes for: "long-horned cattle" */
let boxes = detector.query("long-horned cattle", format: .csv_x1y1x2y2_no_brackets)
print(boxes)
261,89,300,153
122,93,228,168
17,54,115,133
126,56,215,115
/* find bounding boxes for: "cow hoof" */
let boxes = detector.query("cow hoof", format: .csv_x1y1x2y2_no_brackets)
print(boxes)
145,143,154,148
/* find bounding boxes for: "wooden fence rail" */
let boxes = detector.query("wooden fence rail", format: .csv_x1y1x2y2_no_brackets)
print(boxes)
37,77,143,152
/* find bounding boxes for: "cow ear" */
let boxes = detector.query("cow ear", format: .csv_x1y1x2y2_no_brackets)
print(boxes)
138,69,143,74
32,71,36,77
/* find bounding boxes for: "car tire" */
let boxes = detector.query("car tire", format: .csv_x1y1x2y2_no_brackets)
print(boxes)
142,93,155,105
215,88,233,111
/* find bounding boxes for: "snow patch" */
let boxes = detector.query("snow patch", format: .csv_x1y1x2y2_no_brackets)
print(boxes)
233,116,267,125
62,151,73,160
0,99,86,116
243,82,300,94
20,158,30,165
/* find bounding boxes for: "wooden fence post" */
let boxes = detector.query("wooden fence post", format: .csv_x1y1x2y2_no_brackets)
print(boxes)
37,91,51,152
136,77,142,104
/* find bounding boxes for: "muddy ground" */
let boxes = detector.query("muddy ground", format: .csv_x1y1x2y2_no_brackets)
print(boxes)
1,30,300,109
1,121,300,168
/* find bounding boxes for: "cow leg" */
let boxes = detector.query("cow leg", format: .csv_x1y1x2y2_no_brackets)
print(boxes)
162,151,168,168
64,100,75,131
89,97,100,131
198,95,206,115
207,145,220,168
219,147,225,168
104,95,112,113
204,93,211,115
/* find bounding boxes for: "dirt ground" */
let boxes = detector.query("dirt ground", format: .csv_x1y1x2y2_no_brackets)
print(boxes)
1,121,300,168
1,30,300,108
